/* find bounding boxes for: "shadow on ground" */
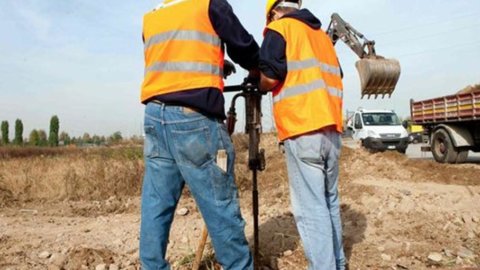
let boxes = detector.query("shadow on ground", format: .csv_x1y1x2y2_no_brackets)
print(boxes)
255,203,367,269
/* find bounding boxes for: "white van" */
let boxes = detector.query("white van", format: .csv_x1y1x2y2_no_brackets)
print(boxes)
347,109,409,153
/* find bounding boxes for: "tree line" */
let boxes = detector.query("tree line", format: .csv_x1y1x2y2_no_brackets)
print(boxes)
0,116,124,147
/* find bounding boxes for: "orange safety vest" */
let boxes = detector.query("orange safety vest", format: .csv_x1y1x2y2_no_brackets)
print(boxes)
141,0,224,102
267,17,343,141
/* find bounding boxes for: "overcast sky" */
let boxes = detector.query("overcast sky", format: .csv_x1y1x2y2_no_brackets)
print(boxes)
1,0,479,137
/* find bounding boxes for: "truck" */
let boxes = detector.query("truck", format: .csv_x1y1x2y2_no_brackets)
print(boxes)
403,121,425,144
410,90,480,163
347,109,409,153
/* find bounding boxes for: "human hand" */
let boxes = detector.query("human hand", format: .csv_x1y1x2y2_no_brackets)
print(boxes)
223,60,236,79
243,68,260,86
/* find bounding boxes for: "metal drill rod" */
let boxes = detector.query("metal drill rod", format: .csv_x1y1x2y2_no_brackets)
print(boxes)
224,83,265,270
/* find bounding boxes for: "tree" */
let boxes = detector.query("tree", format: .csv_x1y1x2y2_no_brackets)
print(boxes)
49,115,60,147
29,129,40,146
109,131,123,144
14,119,23,146
38,130,48,146
92,135,101,145
70,137,77,145
82,133,92,144
1,121,9,145
59,131,71,145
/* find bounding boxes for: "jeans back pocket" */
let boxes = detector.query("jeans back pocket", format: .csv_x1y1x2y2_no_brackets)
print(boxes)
171,125,212,167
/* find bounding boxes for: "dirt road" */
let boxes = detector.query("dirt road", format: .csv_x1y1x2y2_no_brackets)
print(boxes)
0,135,479,269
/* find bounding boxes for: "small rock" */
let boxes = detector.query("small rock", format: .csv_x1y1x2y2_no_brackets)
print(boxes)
457,246,475,259
472,216,479,223
462,214,471,224
396,263,409,269
38,251,51,259
109,264,120,270
455,256,463,265
49,253,66,266
176,208,189,216
427,252,443,263
400,189,412,196
283,250,293,256
467,231,475,239
443,248,453,257
181,236,188,243
377,246,385,252
95,264,107,270
452,217,463,226
381,253,391,261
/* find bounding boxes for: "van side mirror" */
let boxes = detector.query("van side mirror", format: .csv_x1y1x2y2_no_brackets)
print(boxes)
402,120,408,129
354,122,362,129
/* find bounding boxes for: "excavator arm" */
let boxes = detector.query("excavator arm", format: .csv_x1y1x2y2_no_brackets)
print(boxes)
327,13,401,98
327,13,377,59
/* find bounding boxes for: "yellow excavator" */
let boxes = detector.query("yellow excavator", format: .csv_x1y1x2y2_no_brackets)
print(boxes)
327,13,401,98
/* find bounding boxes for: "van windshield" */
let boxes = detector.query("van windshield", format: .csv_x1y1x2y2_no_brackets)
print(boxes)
362,113,401,126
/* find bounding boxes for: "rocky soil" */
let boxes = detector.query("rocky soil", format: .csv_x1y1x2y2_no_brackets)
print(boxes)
0,135,479,269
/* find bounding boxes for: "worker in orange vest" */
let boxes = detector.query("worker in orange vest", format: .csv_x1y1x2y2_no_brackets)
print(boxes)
260,1,346,269
140,0,259,269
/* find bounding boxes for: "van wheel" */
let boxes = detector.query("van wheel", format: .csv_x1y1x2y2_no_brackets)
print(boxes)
432,129,458,163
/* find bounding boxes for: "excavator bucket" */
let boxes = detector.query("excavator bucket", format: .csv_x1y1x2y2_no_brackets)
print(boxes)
355,58,401,98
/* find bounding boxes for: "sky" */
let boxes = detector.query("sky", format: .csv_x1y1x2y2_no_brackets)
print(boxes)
0,0,479,138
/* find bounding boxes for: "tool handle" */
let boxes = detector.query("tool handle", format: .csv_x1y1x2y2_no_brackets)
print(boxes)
192,226,209,270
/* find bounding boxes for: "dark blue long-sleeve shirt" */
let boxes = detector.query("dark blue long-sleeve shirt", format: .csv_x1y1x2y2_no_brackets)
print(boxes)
260,9,342,81
146,0,259,119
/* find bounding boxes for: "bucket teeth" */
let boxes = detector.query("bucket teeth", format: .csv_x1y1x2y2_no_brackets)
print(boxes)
355,58,401,99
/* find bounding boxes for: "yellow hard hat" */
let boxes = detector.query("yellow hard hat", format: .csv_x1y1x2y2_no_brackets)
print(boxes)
265,0,302,22
265,0,278,19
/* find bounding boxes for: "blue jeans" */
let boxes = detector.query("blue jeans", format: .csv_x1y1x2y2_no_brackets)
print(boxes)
140,102,253,270
284,130,346,270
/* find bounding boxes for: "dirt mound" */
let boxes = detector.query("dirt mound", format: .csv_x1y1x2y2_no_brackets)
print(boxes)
63,247,115,269
457,83,480,94
341,146,479,186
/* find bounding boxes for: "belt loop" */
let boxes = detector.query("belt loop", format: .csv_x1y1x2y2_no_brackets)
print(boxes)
163,102,167,124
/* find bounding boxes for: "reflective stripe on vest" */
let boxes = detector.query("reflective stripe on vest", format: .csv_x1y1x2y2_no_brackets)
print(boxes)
144,30,221,50
145,61,223,77
273,79,343,103
287,58,342,77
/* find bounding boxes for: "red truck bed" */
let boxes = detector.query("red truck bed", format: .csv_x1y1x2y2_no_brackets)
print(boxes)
411,91,480,124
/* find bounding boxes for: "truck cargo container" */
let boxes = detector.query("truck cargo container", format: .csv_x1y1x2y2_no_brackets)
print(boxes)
410,91,480,163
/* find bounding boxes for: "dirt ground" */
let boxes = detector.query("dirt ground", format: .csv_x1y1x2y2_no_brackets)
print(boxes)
0,134,479,270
